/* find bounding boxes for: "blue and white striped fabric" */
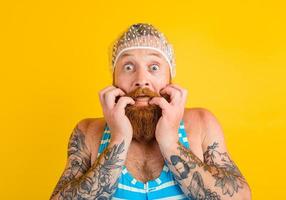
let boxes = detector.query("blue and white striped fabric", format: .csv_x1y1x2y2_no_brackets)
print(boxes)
97,120,192,200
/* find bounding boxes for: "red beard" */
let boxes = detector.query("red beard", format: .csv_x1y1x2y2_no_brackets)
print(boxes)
117,87,170,143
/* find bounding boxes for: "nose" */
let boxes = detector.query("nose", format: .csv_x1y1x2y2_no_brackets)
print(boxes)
135,82,149,87
133,68,150,88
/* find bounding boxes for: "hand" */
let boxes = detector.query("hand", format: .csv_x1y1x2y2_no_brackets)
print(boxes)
98,86,135,143
149,84,188,148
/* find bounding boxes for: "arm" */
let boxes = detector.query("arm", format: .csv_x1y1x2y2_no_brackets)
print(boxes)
50,123,130,200
50,86,135,199
160,109,251,200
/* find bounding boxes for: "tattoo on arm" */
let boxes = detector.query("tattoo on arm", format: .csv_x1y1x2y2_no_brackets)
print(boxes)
203,142,246,197
58,140,125,199
50,126,126,199
170,144,221,200
169,142,246,199
188,171,221,200
50,126,91,199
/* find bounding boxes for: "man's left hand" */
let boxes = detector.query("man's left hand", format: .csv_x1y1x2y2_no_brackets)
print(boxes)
149,84,188,148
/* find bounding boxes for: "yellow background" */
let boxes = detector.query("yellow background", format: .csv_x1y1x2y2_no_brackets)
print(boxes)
0,0,285,199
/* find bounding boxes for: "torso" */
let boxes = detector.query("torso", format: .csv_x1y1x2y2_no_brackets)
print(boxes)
84,108,205,183
125,140,165,182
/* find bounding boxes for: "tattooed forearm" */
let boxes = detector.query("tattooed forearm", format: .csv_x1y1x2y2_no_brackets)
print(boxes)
58,141,125,199
203,142,246,197
50,126,91,199
188,171,221,200
169,153,221,200
50,126,127,200
166,142,248,199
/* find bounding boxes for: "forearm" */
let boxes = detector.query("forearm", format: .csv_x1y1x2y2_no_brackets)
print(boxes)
160,141,251,200
51,139,129,200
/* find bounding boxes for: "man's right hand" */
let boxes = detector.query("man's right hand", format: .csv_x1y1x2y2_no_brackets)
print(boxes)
99,86,135,143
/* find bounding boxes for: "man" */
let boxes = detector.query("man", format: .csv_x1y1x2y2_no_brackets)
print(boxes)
50,23,251,200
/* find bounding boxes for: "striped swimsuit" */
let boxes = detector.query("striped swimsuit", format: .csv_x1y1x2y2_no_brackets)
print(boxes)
97,120,192,200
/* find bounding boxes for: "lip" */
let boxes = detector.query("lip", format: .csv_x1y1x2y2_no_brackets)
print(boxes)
135,97,150,101
134,97,150,106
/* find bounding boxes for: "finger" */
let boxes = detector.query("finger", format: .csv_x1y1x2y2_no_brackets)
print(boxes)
98,86,116,106
166,84,188,104
104,88,126,109
168,84,185,95
115,96,135,112
149,97,170,110
160,86,181,105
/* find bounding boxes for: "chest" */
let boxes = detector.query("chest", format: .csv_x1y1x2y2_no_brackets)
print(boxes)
124,136,203,183
89,117,205,181
125,149,165,183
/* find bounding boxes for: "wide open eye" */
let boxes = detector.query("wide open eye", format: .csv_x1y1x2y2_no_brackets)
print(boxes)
149,64,160,71
123,63,134,71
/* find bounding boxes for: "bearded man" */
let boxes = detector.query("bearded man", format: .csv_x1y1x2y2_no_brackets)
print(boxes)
50,23,251,200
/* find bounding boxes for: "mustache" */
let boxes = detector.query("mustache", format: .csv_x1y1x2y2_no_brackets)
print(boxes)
114,87,171,103
115,87,171,103
126,87,160,99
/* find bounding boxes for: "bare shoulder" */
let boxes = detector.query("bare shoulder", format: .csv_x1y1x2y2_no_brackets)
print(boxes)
76,117,106,158
76,117,105,132
183,107,223,143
